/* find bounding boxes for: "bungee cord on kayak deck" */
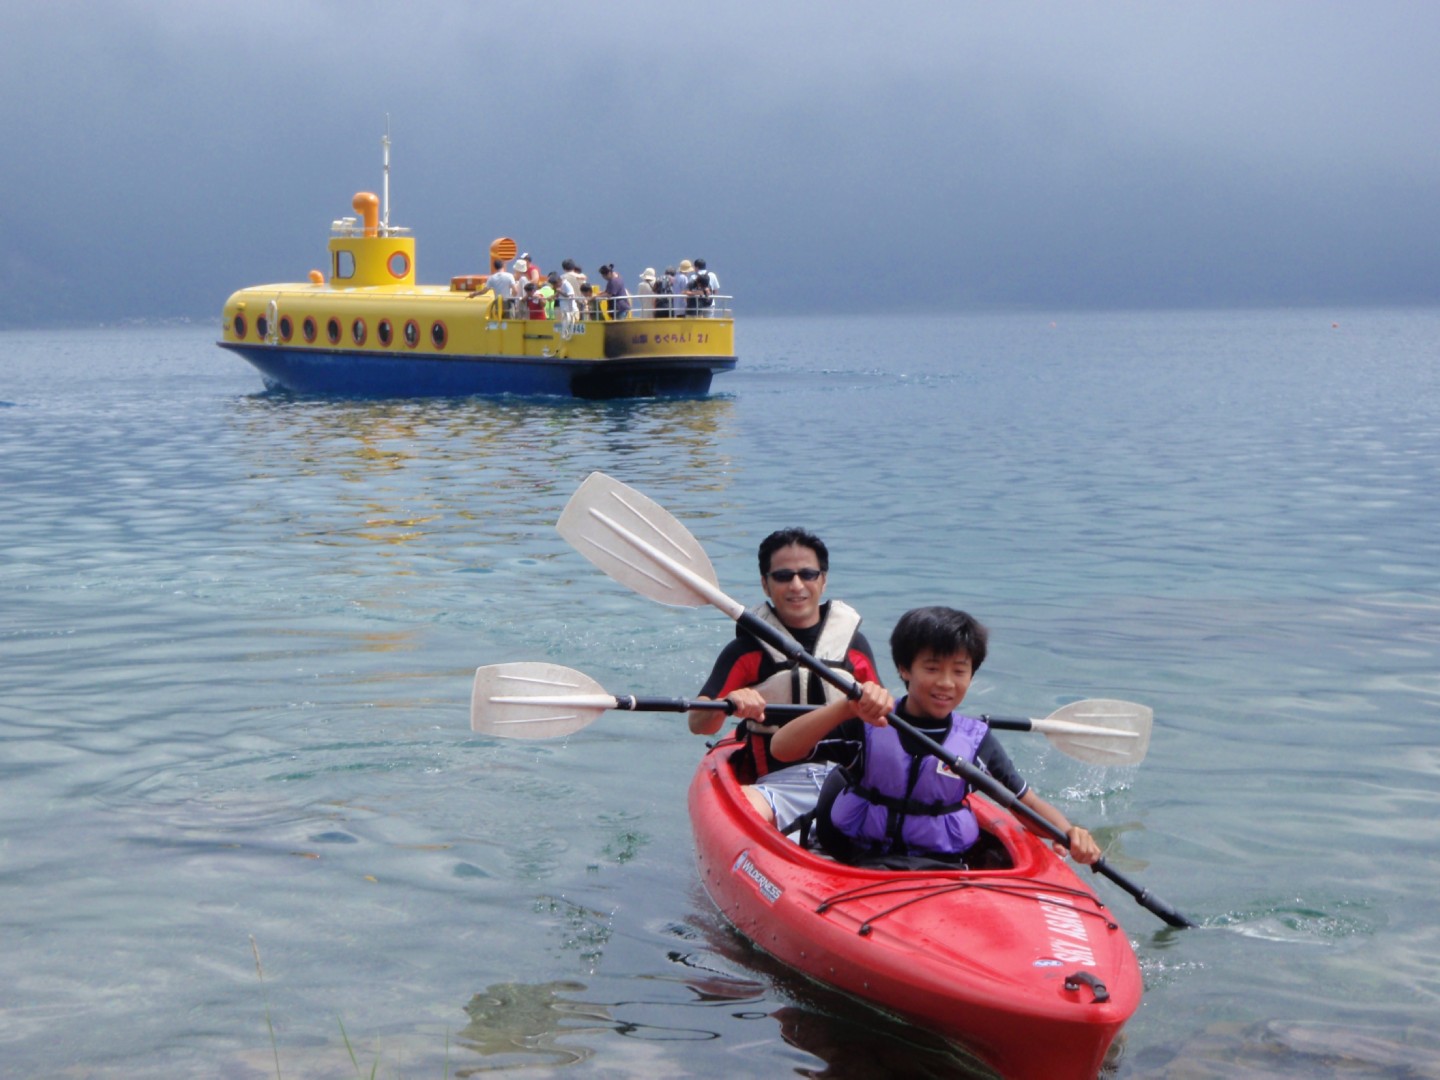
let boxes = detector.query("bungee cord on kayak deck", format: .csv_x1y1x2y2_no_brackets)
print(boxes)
815,876,1121,937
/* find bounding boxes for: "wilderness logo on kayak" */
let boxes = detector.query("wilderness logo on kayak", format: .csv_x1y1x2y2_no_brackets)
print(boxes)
732,850,782,904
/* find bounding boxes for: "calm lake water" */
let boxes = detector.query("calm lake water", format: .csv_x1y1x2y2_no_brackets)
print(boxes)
2,310,1438,1078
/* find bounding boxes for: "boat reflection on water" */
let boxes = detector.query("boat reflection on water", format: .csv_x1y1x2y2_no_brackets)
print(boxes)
228,392,737,551
223,392,736,668
214,392,739,719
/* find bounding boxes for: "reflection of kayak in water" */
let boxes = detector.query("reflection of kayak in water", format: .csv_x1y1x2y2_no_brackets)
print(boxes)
687,741,1142,1080
218,139,736,400
672,908,996,1075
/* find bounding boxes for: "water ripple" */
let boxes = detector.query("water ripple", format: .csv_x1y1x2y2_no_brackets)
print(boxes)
4,314,1440,1077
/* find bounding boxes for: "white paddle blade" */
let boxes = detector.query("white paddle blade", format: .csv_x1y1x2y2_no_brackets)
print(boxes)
471,662,614,740
556,472,724,610
1042,699,1153,766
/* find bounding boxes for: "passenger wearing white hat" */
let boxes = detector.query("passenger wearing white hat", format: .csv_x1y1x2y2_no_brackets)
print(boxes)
636,267,657,316
673,261,692,318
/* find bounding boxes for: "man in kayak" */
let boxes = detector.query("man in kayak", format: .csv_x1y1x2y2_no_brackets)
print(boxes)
687,528,879,826
770,606,1103,867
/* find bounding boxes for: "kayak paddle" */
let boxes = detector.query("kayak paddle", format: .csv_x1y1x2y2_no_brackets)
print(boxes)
556,471,1197,930
471,661,1151,766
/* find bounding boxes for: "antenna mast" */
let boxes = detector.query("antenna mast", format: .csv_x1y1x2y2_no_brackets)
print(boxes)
381,115,391,234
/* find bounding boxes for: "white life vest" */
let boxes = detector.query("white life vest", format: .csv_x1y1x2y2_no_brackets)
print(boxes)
746,599,863,710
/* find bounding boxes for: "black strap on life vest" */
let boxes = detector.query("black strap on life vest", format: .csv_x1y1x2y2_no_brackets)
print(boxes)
851,785,970,817
871,755,969,855
812,764,974,868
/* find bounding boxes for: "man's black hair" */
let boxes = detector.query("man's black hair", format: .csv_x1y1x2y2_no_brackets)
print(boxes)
757,528,829,576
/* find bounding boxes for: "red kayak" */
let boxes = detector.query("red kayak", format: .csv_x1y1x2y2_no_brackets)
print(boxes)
688,742,1143,1080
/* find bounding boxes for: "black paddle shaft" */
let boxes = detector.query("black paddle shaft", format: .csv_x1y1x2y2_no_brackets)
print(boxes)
618,695,1034,732
736,611,1197,929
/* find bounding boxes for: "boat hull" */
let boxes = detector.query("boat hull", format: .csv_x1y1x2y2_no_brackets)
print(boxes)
218,341,732,399
219,283,737,400
687,746,1142,1080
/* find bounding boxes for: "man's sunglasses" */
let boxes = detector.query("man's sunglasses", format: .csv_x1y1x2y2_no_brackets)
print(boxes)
767,568,824,583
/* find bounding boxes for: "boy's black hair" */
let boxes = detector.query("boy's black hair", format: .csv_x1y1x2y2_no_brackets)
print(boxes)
890,607,988,673
757,528,829,576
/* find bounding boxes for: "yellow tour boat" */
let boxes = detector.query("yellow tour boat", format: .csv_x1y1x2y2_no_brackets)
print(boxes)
218,140,736,399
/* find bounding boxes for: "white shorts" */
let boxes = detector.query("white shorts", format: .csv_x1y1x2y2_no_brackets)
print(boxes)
753,761,839,838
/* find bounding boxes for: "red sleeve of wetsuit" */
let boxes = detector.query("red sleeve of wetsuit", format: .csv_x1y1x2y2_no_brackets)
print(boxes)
714,650,764,698
849,648,879,685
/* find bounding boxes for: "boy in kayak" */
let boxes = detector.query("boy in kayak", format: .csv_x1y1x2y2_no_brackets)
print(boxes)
686,528,879,827
770,606,1103,867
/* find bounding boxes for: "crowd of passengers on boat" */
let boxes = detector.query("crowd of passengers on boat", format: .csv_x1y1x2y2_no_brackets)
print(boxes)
476,254,724,323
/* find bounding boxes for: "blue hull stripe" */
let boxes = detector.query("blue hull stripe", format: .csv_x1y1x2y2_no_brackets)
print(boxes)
219,343,736,399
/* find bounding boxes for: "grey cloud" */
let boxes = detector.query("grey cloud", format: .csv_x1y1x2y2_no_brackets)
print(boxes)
2,1,1437,326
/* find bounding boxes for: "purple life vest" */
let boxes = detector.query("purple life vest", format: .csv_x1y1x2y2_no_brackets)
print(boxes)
829,709,988,857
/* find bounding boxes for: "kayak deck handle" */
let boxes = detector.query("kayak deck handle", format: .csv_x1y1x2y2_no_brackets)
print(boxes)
1063,970,1110,1004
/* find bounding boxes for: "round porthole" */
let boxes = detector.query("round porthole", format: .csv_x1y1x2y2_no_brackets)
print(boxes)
279,315,294,342
327,318,341,344
403,320,420,348
378,319,393,346
431,321,447,349
234,313,247,339
303,316,317,343
256,315,269,338
387,251,410,278
351,318,367,346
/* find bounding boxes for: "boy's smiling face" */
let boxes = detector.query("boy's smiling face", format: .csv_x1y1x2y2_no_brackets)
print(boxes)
898,648,974,721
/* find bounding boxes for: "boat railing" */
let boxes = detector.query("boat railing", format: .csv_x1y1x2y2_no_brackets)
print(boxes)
329,216,412,237
471,291,733,321
616,293,733,319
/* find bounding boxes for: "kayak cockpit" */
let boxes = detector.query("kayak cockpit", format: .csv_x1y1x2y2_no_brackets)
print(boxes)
717,743,1033,875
